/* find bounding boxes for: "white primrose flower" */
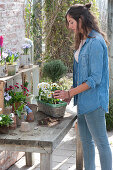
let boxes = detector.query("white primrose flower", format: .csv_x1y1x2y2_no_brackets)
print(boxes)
47,91,52,98
51,83,57,87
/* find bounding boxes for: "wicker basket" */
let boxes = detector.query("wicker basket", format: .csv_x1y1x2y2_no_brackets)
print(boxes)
37,100,67,118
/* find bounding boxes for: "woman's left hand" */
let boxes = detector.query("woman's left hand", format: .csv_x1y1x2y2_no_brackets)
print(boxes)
53,90,70,100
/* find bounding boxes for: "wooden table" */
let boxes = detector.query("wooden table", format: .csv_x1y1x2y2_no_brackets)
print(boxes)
0,111,77,170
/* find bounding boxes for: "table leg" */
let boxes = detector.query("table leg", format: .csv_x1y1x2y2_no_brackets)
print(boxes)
25,152,33,166
40,153,52,170
76,125,83,170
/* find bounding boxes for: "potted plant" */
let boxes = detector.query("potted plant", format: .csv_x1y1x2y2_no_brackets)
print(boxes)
4,83,27,110
42,60,67,82
4,83,29,126
5,50,19,76
0,36,6,77
14,103,26,126
20,44,31,68
35,82,67,117
0,114,13,134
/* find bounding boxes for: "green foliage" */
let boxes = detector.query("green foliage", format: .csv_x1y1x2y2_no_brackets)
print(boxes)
14,103,25,119
44,0,99,72
24,0,42,62
0,114,13,127
42,60,67,82
24,0,99,69
105,99,113,131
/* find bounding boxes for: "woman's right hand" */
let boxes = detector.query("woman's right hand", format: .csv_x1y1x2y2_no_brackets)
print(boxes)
63,98,71,104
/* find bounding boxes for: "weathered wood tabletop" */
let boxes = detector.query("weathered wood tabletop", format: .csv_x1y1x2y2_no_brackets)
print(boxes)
0,111,77,170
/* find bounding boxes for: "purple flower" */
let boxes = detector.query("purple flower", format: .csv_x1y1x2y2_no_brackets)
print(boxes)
4,93,12,101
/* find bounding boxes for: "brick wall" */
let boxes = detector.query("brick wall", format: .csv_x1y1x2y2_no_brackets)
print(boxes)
0,0,25,53
0,0,25,169
0,151,24,170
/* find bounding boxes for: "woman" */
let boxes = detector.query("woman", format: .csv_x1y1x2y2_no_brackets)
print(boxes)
53,3,112,170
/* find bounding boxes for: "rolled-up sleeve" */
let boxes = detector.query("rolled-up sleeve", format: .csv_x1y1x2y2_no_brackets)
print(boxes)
85,39,104,88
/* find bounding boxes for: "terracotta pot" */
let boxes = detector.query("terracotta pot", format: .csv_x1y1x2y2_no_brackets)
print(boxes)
0,126,9,134
27,103,37,119
26,112,34,122
12,102,21,112
15,113,26,126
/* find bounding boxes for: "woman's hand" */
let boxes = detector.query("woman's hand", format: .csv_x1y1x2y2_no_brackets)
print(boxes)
53,90,70,101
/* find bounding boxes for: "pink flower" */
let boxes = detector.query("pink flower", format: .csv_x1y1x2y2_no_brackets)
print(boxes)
24,91,26,95
16,82,19,85
14,85,19,88
5,88,10,91
21,85,23,89
0,36,3,47
9,85,14,89
24,87,29,92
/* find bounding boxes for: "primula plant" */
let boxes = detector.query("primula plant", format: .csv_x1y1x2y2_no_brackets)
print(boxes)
0,114,13,127
36,82,62,104
22,44,31,55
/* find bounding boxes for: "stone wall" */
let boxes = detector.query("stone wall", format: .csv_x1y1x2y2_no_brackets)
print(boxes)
0,151,24,170
0,0,25,53
0,0,25,169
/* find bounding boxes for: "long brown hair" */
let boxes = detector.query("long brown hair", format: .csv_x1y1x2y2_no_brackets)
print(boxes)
65,3,108,50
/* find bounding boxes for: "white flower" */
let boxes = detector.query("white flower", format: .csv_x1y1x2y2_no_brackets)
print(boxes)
2,52,8,59
37,82,50,90
0,108,2,112
0,117,2,121
47,91,52,98
51,83,57,87
10,113,14,118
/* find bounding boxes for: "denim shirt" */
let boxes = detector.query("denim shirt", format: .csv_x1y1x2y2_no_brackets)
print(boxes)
73,30,109,114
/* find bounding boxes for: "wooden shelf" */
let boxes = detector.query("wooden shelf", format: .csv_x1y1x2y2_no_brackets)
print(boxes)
0,65,39,114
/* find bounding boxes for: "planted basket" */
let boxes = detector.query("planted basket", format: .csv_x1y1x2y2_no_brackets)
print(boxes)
37,100,67,118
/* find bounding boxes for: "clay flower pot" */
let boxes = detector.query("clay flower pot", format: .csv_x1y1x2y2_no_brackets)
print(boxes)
0,126,9,134
26,112,34,122
15,113,26,126
12,102,21,112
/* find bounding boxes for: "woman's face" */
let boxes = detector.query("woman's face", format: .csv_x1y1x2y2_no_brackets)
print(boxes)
66,15,78,34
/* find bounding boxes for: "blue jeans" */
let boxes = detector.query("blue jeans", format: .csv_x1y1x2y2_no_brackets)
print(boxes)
77,107,112,170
